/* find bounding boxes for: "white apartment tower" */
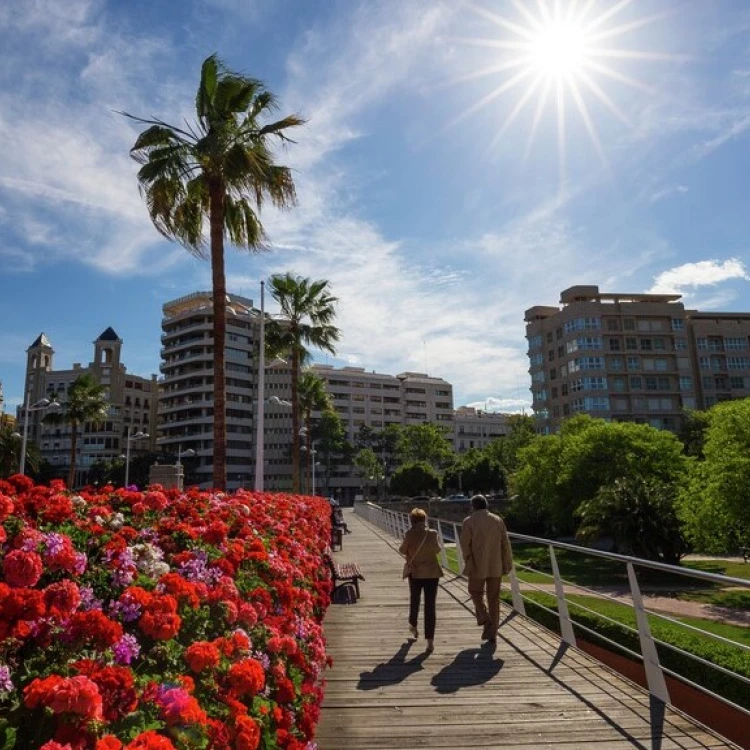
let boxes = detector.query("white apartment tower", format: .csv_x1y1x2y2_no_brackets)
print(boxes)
158,292,293,490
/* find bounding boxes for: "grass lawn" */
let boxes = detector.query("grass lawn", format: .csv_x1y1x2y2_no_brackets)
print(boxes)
444,544,750,610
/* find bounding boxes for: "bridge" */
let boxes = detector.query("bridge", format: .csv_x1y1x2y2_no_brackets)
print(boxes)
318,505,748,750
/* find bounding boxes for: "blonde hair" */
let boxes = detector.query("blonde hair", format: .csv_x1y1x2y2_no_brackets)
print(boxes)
410,508,427,526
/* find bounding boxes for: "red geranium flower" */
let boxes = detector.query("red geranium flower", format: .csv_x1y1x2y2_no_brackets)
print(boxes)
226,658,265,698
125,731,176,750
185,641,221,673
3,549,44,588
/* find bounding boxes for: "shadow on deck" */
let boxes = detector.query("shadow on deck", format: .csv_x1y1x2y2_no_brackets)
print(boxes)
317,511,739,750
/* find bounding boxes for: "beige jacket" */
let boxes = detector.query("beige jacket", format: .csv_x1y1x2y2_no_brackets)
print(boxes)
399,524,444,579
460,510,513,579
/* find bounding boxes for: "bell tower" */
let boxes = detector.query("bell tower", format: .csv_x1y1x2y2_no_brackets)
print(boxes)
24,333,54,442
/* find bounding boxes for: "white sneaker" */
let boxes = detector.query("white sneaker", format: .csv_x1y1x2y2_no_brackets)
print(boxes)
409,625,418,639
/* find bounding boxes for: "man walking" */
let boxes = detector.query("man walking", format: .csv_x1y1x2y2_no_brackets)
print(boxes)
460,494,513,646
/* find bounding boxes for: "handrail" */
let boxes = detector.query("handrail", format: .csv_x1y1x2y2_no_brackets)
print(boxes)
354,500,750,722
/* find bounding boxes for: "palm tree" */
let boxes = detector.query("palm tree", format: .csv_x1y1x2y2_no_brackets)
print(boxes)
266,274,340,493
44,374,108,488
298,370,333,493
122,55,303,490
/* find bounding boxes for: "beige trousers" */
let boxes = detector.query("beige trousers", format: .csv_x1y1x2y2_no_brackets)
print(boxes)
468,576,502,634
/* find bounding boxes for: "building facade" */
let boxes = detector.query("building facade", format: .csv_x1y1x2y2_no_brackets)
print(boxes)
158,291,294,490
21,329,158,486
453,406,511,453
309,365,454,498
525,285,750,433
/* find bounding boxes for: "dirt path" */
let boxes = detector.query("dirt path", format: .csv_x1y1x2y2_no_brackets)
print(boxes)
522,582,750,628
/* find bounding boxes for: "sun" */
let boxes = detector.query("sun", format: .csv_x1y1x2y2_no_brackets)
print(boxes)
529,18,589,78
448,0,676,189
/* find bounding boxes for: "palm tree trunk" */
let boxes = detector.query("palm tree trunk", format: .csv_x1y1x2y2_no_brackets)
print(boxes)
68,424,78,488
305,413,312,494
209,181,227,491
291,344,300,494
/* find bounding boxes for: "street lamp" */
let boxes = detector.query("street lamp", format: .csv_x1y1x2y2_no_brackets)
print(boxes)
177,446,196,468
19,394,60,476
124,427,149,488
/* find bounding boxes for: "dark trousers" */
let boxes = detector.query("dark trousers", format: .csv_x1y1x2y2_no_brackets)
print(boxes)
408,577,439,640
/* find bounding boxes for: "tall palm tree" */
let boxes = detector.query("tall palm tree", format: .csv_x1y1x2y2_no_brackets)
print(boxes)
266,274,340,493
122,55,303,490
44,374,108,488
298,370,333,493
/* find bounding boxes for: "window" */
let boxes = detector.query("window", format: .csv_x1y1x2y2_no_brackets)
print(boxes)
570,376,607,392
638,319,663,332
697,338,708,351
630,376,642,389
566,336,602,353
568,357,604,372
612,377,626,392
725,337,746,351
548,349,556,361
556,327,563,340
546,332,554,343
625,337,638,350
679,376,693,391
730,376,746,389
654,358,668,372
563,317,602,334
653,338,666,350
640,338,653,351
699,357,710,370
623,319,635,331
608,338,621,351
529,352,544,366
701,375,714,390
609,357,623,371
671,319,684,331
558,345,565,358
627,356,640,370
727,356,749,370
550,368,557,380
532,371,546,383
674,338,688,350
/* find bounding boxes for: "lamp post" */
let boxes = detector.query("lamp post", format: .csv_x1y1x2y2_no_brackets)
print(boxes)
177,445,196,468
310,443,319,496
124,427,149,488
255,280,266,492
19,393,59,476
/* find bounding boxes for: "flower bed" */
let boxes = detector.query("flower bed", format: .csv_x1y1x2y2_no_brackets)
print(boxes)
0,475,333,750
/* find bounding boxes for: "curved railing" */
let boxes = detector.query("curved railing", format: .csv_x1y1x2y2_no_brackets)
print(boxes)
355,500,750,721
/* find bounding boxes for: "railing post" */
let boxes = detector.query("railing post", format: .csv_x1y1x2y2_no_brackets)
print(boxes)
549,546,576,647
627,562,670,704
508,566,526,616
453,522,465,576
436,518,449,569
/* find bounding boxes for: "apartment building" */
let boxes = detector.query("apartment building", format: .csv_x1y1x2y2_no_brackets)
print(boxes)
158,291,293,490
309,365,454,498
525,285,750,434
21,329,158,486
453,406,511,453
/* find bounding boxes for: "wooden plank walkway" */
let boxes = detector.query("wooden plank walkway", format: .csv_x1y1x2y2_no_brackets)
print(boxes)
317,511,739,750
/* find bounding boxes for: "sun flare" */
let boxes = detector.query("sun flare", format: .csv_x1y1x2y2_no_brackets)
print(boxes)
450,0,676,189
529,19,589,78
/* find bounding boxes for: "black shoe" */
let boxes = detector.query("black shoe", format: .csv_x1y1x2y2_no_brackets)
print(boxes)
481,622,493,641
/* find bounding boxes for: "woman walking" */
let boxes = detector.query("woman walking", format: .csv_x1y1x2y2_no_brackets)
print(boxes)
399,508,443,654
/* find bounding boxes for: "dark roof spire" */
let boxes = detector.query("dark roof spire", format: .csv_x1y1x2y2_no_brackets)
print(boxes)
29,333,52,349
97,327,121,342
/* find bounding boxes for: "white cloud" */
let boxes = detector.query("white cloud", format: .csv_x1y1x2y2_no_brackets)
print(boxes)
464,397,531,414
648,184,689,204
649,258,749,295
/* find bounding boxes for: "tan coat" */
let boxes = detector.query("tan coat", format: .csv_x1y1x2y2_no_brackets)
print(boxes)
460,510,513,579
399,524,444,579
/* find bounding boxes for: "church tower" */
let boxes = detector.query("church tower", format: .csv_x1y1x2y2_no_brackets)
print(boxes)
23,333,54,443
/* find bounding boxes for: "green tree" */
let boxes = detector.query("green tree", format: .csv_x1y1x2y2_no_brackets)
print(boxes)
44,374,108,488
445,449,504,495
678,399,750,553
577,477,686,563
0,423,34,478
678,409,710,458
353,448,383,500
298,370,333,493
266,274,340,493
396,423,454,470
511,417,686,537
313,409,349,496
486,413,536,475
389,462,441,497
123,55,303,490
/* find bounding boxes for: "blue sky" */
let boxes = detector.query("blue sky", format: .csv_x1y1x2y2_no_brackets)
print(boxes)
1,0,750,414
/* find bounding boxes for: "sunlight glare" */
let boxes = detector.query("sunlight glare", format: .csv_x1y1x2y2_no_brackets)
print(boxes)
529,19,588,78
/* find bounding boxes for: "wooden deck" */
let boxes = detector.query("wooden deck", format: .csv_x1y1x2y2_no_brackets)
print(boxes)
317,511,738,750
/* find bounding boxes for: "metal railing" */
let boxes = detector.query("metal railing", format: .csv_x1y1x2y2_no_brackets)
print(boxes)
355,501,750,720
